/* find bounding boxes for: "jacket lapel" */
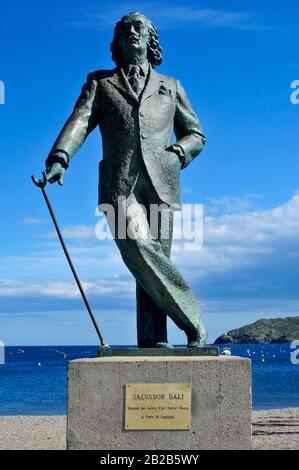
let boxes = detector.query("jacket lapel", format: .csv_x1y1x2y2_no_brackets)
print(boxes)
107,65,165,105
107,68,139,103
140,66,164,104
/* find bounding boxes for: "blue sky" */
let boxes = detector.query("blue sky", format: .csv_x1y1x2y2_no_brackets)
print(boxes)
0,0,299,345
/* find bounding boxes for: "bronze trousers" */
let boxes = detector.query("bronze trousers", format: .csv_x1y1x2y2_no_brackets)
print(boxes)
105,164,206,347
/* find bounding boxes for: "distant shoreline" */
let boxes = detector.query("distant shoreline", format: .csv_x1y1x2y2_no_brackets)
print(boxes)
215,316,299,344
0,408,298,450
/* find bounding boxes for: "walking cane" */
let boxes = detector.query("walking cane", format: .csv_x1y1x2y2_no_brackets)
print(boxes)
31,171,108,348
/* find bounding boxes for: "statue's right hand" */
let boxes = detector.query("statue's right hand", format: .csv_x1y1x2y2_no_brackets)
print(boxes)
45,163,65,186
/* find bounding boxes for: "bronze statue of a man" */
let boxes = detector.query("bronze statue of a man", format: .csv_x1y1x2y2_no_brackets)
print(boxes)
44,12,207,348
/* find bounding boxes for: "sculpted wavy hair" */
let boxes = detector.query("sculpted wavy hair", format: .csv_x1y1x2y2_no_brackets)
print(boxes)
110,12,163,68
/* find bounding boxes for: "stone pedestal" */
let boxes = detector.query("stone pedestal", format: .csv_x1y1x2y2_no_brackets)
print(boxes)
67,356,252,450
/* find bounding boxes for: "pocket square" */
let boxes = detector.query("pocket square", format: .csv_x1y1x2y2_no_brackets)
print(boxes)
158,85,172,96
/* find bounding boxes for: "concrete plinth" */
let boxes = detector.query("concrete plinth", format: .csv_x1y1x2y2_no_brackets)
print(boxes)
67,356,252,450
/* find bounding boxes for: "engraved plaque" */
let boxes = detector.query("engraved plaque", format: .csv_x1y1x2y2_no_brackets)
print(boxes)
125,383,191,430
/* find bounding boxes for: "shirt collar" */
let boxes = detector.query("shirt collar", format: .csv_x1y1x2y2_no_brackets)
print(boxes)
124,62,149,78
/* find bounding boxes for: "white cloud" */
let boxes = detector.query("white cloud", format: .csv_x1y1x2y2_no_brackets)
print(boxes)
154,6,249,27
68,2,271,32
0,277,134,299
0,241,124,280
44,224,96,240
173,191,299,281
205,193,262,215
21,217,46,225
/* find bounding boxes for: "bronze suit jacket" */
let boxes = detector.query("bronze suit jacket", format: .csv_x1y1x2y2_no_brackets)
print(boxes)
47,65,206,208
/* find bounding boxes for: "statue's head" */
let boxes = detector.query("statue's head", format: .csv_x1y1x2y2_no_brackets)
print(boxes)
110,12,162,68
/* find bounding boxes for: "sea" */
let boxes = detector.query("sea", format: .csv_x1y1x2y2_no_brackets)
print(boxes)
0,344,298,415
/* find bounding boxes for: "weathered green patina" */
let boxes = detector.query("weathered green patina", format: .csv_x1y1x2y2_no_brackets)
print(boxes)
43,12,207,348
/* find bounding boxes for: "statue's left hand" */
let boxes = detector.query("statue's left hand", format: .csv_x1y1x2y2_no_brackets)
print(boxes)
166,144,186,168
45,163,65,186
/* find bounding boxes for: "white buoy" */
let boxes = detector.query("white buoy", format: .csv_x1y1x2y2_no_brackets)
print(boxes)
221,348,232,356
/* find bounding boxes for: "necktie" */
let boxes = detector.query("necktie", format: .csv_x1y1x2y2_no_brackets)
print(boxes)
128,65,144,97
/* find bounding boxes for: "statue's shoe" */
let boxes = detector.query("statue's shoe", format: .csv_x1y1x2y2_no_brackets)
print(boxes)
155,342,174,349
187,341,205,348
187,327,208,348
